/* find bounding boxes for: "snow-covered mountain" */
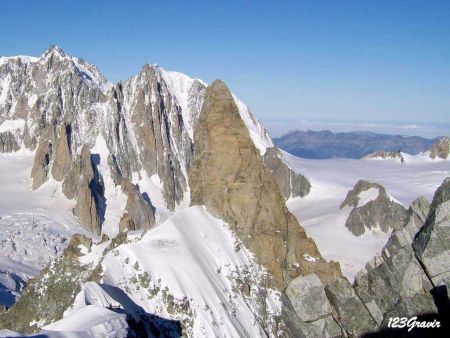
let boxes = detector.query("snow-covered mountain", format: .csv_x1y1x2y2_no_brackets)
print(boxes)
0,47,299,336
0,46,274,235
0,47,449,337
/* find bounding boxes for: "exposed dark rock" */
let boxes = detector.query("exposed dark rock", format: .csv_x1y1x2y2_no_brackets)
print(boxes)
119,213,135,233
111,64,200,210
353,196,437,327
30,137,52,189
413,177,450,297
263,147,311,199
51,123,72,181
286,273,342,337
0,131,20,153
340,180,407,236
325,276,377,337
120,179,155,231
63,146,104,234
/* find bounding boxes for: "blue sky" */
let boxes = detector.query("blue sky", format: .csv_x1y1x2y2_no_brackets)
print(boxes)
1,0,449,125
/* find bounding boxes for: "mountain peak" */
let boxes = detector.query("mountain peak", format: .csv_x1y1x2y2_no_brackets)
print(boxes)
42,45,66,58
209,79,227,89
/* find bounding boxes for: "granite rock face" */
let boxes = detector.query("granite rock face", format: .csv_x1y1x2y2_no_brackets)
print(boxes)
1,47,112,233
120,179,155,231
413,177,450,297
189,80,341,289
429,136,449,159
263,147,311,199
340,180,407,236
325,277,377,337
285,188,447,338
111,65,201,210
0,131,20,152
30,136,52,189
71,146,104,235
51,123,72,181
286,274,342,337
353,196,437,328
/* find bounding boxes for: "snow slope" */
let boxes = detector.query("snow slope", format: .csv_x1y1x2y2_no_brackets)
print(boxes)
284,151,450,280
159,67,206,140
0,150,87,307
22,207,280,337
1,305,128,338
91,135,128,239
43,305,128,337
232,94,273,155
356,187,380,207
0,119,25,133
101,206,281,337
0,56,38,67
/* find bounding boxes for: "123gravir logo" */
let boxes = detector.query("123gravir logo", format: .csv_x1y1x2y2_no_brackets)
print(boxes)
387,317,441,332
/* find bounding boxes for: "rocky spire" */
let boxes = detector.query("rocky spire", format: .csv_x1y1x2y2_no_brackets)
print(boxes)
413,177,450,295
41,45,67,58
189,80,341,289
429,136,450,159
340,180,407,236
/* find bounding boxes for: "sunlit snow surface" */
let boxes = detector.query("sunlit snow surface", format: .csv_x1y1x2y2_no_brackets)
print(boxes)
0,150,87,307
0,119,25,133
284,151,450,281
101,206,281,338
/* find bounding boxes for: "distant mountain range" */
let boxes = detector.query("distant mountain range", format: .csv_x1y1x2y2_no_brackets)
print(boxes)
274,129,441,159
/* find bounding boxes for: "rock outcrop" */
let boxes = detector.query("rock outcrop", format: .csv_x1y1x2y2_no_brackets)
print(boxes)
296,193,448,336
30,136,52,189
413,177,450,297
286,274,342,337
0,234,102,333
119,179,155,231
189,80,341,289
263,147,311,199
64,146,104,234
429,136,449,159
51,123,72,181
112,65,200,210
325,277,377,336
340,180,407,236
364,150,405,163
285,187,449,338
0,131,20,152
353,196,437,328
